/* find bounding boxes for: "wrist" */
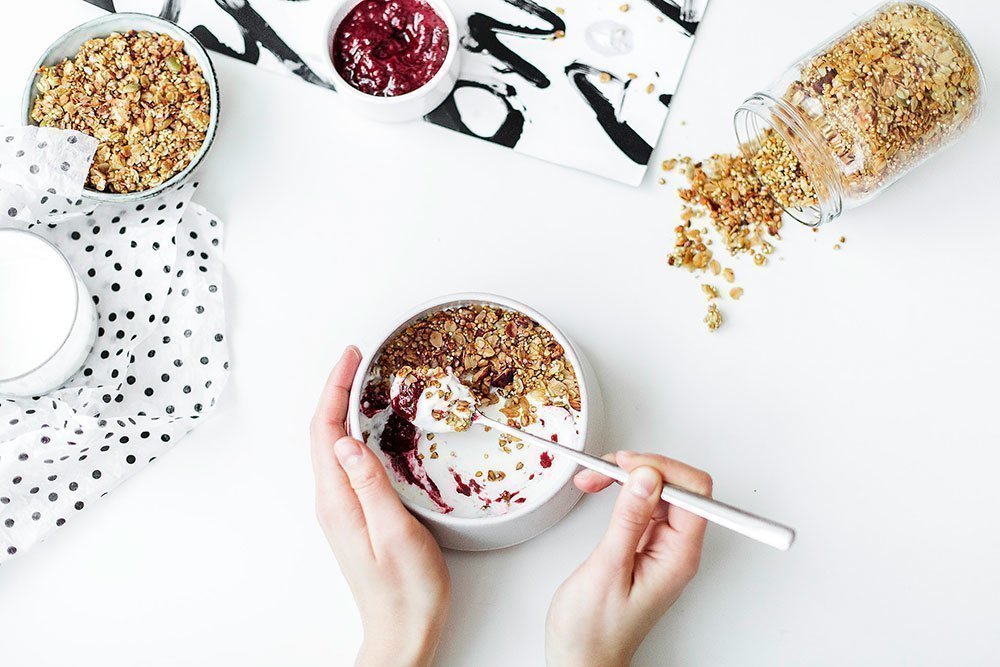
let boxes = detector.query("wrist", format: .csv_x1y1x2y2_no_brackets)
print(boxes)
357,626,441,667
545,638,633,667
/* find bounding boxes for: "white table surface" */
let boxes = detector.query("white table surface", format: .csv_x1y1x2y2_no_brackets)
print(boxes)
2,0,998,664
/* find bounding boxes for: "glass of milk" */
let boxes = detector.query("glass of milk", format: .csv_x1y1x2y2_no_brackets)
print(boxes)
0,229,97,396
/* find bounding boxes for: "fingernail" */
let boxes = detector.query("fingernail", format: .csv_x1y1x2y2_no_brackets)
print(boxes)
344,345,361,361
628,467,660,498
334,437,363,468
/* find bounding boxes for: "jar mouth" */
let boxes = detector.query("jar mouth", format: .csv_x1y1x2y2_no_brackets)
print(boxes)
734,94,842,227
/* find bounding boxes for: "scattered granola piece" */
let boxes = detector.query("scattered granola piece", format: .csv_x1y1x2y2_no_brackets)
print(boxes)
662,158,677,172
722,268,735,283
704,304,723,332
646,83,655,94
619,3,630,12
730,287,744,300
599,71,612,83
701,284,719,300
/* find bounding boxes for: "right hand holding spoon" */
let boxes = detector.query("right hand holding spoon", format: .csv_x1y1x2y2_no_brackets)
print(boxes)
545,451,712,667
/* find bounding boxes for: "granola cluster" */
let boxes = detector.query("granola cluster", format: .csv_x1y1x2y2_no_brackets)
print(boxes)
30,31,211,194
783,2,982,196
373,305,581,428
665,129,817,331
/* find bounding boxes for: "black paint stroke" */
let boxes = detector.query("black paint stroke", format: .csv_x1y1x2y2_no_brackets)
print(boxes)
643,0,699,36
461,0,565,89
192,0,334,90
564,63,652,165
159,0,181,23
84,0,334,90
658,93,673,107
425,79,525,148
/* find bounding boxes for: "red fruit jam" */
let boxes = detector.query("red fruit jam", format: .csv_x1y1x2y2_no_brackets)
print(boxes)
332,0,449,97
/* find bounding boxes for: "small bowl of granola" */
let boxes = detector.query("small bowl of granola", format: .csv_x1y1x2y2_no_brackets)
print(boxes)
22,13,219,202
349,293,606,551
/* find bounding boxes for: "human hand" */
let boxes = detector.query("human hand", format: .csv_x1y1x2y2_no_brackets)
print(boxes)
310,346,451,667
545,452,712,667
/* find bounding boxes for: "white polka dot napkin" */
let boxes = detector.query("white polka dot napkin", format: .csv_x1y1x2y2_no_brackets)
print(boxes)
0,126,230,563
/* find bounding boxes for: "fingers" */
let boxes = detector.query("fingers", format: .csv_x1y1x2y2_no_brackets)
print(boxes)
573,453,618,493
310,346,362,492
592,466,663,577
616,451,711,539
333,436,420,559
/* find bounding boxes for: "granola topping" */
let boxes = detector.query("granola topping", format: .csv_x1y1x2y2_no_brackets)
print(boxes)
360,305,582,517
30,31,211,194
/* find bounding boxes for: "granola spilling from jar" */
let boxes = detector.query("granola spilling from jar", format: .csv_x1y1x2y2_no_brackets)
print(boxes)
782,2,982,195
30,31,211,194
664,129,817,331
358,305,582,517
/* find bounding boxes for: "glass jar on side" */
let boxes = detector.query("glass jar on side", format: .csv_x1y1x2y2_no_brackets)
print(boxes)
734,1,985,226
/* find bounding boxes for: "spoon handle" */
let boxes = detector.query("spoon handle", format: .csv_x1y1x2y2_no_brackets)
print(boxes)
473,413,796,551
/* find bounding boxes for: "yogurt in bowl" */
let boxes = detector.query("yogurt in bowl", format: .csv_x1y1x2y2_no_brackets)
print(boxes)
349,293,605,550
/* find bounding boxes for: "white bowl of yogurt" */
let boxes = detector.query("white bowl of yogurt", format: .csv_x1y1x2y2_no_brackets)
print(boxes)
349,293,605,551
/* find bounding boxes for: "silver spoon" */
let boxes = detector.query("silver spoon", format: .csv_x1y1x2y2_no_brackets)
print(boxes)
470,411,795,551
390,370,796,551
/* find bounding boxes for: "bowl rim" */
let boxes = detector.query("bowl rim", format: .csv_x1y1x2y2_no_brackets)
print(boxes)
321,0,460,105
21,12,220,203
348,292,590,528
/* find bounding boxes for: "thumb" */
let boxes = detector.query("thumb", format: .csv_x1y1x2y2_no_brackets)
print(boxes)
593,466,663,576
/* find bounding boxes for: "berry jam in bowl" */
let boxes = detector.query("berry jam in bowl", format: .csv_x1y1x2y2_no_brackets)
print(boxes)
322,0,460,122
349,293,606,551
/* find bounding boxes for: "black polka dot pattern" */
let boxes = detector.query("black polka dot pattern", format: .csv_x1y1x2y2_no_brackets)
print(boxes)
0,127,229,562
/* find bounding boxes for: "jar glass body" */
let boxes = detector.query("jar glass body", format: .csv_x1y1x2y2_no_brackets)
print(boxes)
734,1,985,226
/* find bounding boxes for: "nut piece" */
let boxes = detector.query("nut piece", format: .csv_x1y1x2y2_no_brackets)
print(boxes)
729,287,744,300
704,304,723,332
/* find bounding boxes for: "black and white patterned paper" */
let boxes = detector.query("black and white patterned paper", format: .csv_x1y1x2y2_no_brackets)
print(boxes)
84,0,705,185
0,125,229,564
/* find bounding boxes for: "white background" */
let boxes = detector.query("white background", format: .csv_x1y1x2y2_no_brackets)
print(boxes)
1,0,998,664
